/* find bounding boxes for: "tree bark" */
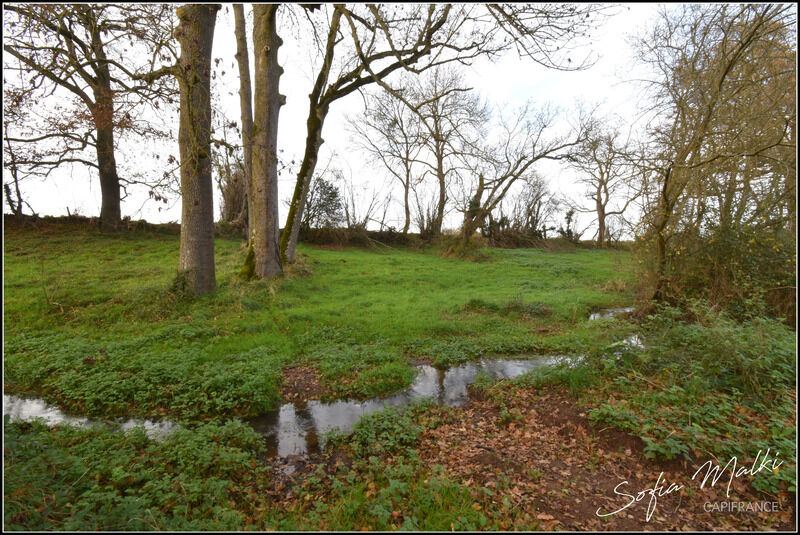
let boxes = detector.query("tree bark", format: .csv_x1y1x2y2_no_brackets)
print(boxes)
652,166,673,302
402,178,411,234
176,4,219,295
281,103,327,264
248,4,283,278
596,194,606,248
462,177,485,246
433,150,446,236
90,24,121,232
233,4,254,240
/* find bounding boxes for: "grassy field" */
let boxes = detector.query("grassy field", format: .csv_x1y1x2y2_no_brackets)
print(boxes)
3,219,636,420
3,219,795,531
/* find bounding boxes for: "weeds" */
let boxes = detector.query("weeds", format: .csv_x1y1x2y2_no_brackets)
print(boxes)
3,418,266,531
583,302,796,493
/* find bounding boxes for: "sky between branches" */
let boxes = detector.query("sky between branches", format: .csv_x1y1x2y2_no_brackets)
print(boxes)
2,3,659,236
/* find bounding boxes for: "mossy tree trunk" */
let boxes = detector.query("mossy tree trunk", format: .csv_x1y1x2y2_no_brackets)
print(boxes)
595,186,606,248
433,149,447,237
93,91,121,232
281,103,328,265
462,174,486,246
176,4,220,295
247,4,283,279
233,4,254,240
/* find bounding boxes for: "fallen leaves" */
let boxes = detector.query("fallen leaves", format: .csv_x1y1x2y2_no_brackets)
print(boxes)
412,384,795,531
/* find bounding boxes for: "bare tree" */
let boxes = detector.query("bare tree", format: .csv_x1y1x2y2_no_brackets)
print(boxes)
348,87,424,234
458,103,589,246
568,125,639,247
3,87,37,217
210,108,246,226
232,3,254,238
633,4,796,301
409,67,488,237
508,172,562,238
174,5,220,294
244,4,284,279
279,3,610,265
337,168,381,230
3,4,176,230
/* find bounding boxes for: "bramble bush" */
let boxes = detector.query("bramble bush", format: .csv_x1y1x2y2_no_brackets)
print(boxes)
636,223,795,324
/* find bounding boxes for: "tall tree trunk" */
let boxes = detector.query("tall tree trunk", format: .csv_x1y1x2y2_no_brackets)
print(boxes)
90,26,121,232
596,197,606,248
462,178,484,246
402,177,411,234
281,103,328,264
248,4,283,278
652,166,674,302
233,4,254,240
433,151,446,236
280,7,342,264
176,4,219,295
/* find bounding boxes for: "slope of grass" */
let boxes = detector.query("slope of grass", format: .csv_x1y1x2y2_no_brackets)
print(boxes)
4,219,636,420
4,219,794,531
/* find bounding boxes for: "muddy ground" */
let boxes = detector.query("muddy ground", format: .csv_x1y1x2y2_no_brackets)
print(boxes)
268,371,796,531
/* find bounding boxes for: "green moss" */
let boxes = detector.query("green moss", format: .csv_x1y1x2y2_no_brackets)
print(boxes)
238,240,255,280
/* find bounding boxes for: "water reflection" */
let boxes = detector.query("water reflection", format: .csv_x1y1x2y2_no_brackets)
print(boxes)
250,357,562,457
589,307,635,320
3,393,177,439
4,356,569,458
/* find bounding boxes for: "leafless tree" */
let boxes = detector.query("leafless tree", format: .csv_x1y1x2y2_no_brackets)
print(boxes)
337,168,382,231
632,4,796,301
348,87,424,234
279,3,611,265
409,67,489,238
3,4,177,230
568,125,640,247
457,103,591,246
508,172,562,238
232,4,254,238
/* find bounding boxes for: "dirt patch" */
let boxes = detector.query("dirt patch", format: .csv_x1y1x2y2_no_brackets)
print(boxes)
280,366,331,403
408,356,433,367
416,385,795,531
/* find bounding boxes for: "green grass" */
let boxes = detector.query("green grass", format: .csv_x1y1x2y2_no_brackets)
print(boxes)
4,220,635,420
3,220,795,531
3,417,266,531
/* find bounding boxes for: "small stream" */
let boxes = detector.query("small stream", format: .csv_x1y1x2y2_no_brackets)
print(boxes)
3,357,562,458
588,306,635,320
3,307,639,458
3,394,178,439
249,357,562,457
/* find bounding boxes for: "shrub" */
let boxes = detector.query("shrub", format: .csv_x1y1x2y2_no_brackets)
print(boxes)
636,223,795,323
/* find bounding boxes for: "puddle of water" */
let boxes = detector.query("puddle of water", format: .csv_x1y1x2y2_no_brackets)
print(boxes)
3,356,573,459
250,357,566,458
3,393,178,440
3,394,93,428
622,334,644,350
589,307,635,320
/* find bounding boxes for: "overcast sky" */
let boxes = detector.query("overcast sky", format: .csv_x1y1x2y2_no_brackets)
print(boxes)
3,3,662,236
